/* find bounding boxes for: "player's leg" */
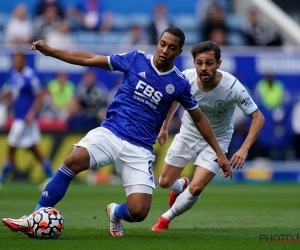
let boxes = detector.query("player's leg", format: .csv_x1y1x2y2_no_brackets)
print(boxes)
34,146,90,211
106,142,156,236
159,163,190,207
152,167,215,231
34,126,121,212
2,146,89,236
159,133,197,206
159,162,184,190
164,167,214,219
106,187,153,236
0,146,17,186
26,121,53,179
152,149,220,231
29,144,53,179
1,119,23,186
2,127,110,235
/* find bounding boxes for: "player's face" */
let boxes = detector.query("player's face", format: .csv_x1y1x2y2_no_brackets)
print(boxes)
194,51,221,85
13,54,26,71
155,32,182,69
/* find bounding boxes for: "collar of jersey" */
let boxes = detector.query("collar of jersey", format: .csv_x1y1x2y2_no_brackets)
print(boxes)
151,56,175,75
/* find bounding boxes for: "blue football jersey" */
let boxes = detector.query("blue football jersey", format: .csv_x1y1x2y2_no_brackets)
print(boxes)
4,66,42,120
101,50,198,151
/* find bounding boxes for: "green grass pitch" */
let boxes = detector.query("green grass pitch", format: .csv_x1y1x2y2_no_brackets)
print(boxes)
0,182,299,250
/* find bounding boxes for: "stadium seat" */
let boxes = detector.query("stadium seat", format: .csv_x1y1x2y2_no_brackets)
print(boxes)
0,31,4,43
112,13,151,32
225,14,247,31
170,14,199,32
0,13,9,31
72,31,97,44
128,14,151,28
227,31,246,46
111,14,131,31
95,31,125,45
184,31,200,45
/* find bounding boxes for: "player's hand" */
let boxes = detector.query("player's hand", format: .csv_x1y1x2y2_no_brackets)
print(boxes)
25,112,34,125
217,155,232,180
31,40,52,56
157,127,168,146
230,147,248,170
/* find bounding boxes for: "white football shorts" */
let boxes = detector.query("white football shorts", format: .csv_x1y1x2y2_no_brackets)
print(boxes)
165,133,228,175
8,119,41,148
74,127,156,192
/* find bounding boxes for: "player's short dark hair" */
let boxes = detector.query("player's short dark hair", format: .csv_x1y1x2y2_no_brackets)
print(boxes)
191,41,221,61
160,27,185,48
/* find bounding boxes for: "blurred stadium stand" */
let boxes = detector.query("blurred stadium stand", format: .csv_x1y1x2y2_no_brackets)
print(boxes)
0,0,247,46
0,0,300,182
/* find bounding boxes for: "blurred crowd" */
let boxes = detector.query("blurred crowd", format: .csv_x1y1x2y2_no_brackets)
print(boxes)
1,0,284,47
230,73,299,161
0,0,299,162
1,52,299,162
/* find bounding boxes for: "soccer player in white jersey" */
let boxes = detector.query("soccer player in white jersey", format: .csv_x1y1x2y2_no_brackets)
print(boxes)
0,53,53,190
151,41,265,231
2,28,231,237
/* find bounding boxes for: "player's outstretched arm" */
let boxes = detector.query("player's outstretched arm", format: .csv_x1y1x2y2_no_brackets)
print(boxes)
31,40,111,70
188,107,232,179
158,101,180,146
230,110,265,170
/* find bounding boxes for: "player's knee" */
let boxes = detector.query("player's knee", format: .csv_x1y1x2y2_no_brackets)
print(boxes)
63,150,89,175
158,176,173,189
128,204,150,222
63,155,78,173
189,182,206,196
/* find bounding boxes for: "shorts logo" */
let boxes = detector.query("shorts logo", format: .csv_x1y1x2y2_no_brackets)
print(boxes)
165,84,175,94
148,160,154,183
148,160,154,175
167,150,174,160
214,100,226,109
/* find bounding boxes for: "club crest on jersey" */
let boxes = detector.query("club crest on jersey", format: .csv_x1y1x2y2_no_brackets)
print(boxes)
165,84,175,94
214,100,226,109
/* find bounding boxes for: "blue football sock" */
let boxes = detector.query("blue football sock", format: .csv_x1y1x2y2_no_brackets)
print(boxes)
0,161,13,183
42,160,53,178
34,164,75,212
114,202,136,223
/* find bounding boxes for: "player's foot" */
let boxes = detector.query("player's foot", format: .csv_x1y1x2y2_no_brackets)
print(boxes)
105,203,124,236
151,216,170,231
168,177,189,207
2,215,34,237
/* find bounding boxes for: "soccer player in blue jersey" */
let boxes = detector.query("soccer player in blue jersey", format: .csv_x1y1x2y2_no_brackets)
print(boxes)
2,27,231,237
0,53,53,190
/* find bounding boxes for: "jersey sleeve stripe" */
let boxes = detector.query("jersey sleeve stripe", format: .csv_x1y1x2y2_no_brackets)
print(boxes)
230,79,237,89
107,56,114,71
174,67,185,79
246,108,258,116
185,104,198,111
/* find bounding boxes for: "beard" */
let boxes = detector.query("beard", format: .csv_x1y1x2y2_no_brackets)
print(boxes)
200,71,216,84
